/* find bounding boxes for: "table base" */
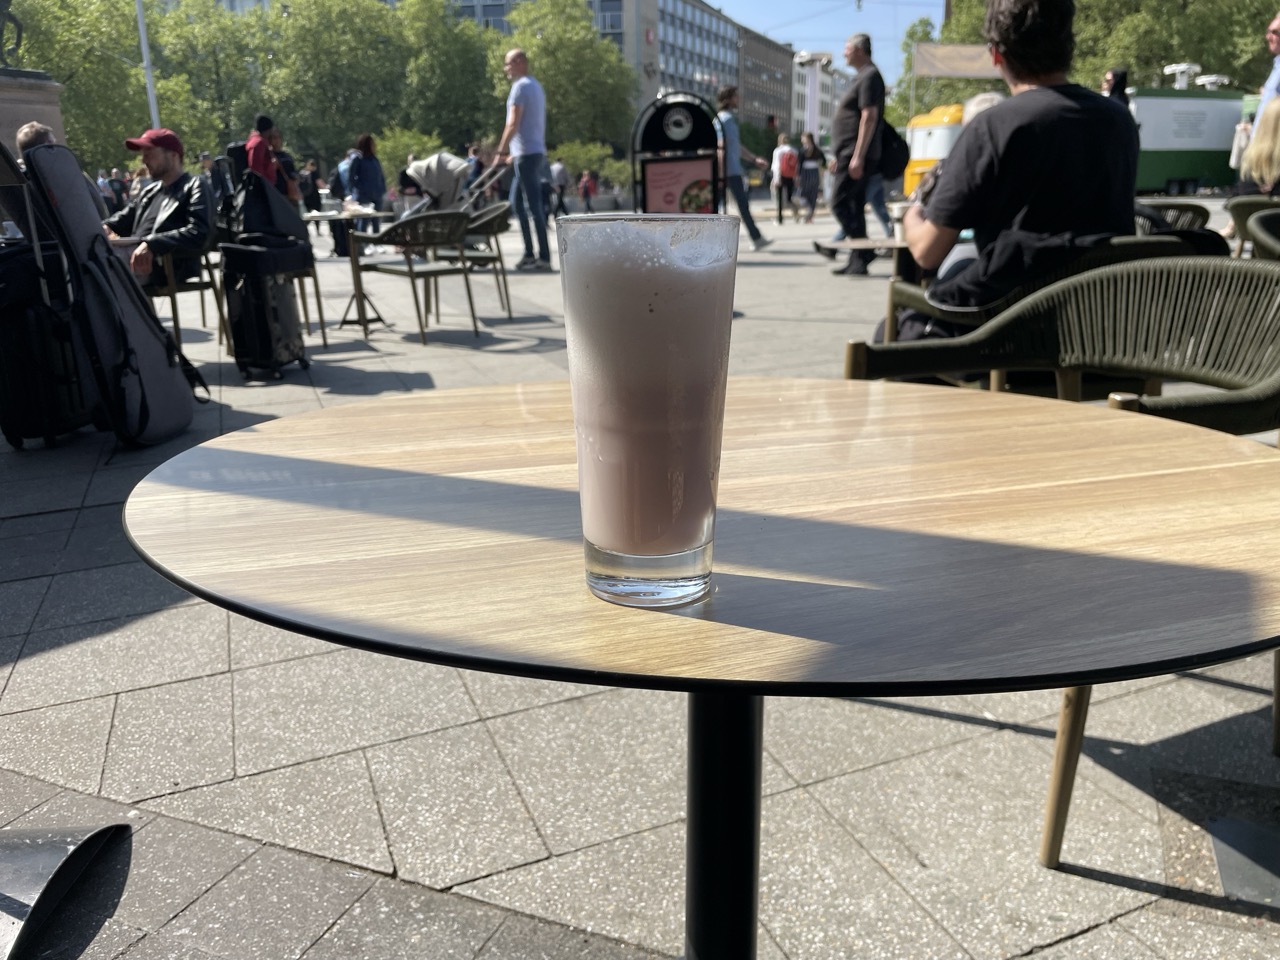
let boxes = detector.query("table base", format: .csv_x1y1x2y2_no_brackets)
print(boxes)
686,692,762,960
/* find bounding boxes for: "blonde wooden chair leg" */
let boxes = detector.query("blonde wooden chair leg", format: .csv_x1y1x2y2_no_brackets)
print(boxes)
309,268,327,348
989,369,1007,393
1040,684,1092,868
459,258,479,337
296,276,312,335
1054,369,1083,403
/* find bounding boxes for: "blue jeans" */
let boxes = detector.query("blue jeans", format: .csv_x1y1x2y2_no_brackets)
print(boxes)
867,174,893,238
511,154,550,263
725,175,762,242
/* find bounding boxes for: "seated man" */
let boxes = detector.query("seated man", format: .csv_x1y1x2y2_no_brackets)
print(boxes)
103,128,212,287
900,0,1138,336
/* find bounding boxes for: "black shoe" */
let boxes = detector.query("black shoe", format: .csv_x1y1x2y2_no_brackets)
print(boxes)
813,241,837,260
832,258,868,276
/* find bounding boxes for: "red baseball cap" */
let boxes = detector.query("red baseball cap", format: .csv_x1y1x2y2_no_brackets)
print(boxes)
124,128,184,159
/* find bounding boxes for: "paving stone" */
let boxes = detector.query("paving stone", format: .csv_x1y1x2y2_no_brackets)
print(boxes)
57,517,142,573
142,752,393,872
302,876,506,958
1028,924,1162,958
457,820,687,954
164,846,375,958
1120,905,1280,958
109,930,223,959
0,576,49,637
0,767,61,824
227,612,334,669
28,561,197,632
232,648,476,774
21,912,144,960
0,474,90,519
477,912,668,960
102,674,234,801
3,604,229,713
765,695,984,785
0,530,67,582
0,697,114,792
809,730,1164,960
1186,651,1276,714
6,788,154,831
366,722,548,888
0,632,23,694
460,670,612,717
0,509,78,538
758,789,969,960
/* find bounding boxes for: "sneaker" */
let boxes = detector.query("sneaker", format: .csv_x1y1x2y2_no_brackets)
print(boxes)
526,259,553,272
515,256,539,271
813,240,837,260
751,237,773,252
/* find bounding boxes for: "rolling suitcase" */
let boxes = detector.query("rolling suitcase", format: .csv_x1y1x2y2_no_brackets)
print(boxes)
18,142,207,447
0,242,95,449
221,239,309,379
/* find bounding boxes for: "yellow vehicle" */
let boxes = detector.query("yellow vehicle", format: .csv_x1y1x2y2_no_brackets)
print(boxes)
903,103,964,196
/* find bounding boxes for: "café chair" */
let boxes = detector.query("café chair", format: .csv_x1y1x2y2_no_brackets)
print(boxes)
148,249,225,350
433,201,513,319
1133,199,1211,234
845,255,1280,868
345,210,478,344
1245,209,1280,261
1225,195,1280,257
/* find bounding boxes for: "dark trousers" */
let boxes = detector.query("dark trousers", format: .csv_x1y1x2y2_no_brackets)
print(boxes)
832,171,872,265
775,177,795,222
725,174,762,242
552,186,570,217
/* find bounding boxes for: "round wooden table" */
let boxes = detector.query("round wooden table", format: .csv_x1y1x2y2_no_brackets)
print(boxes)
124,378,1280,959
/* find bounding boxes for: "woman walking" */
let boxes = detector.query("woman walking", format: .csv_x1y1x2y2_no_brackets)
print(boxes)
797,131,825,224
349,133,387,236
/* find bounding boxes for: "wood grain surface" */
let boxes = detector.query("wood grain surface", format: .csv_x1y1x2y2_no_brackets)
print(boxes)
124,378,1280,695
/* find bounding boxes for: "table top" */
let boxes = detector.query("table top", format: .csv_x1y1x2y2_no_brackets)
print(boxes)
302,209,397,222
124,378,1280,696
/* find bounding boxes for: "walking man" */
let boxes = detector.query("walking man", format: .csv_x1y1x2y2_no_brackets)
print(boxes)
715,86,771,251
496,48,551,271
830,34,884,275
549,156,571,217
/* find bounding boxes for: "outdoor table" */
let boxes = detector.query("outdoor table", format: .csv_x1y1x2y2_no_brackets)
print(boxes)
123,378,1280,959
303,209,401,332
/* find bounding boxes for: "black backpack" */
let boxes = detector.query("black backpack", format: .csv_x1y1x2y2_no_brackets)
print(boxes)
878,122,910,180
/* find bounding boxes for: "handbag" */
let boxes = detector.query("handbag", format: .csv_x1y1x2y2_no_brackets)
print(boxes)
232,170,309,243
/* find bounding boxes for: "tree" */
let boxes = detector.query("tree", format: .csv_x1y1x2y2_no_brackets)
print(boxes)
497,0,637,148
375,125,445,175
152,0,270,154
260,0,411,166
398,0,501,151
11,0,149,170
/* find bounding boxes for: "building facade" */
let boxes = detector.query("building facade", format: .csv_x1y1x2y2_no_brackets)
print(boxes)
792,50,851,144
738,26,793,134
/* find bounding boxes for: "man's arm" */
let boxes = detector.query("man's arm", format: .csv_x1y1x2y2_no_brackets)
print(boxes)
847,104,880,180
903,202,959,270
495,102,523,165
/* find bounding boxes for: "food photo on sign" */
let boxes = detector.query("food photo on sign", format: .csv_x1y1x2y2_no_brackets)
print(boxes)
642,158,715,213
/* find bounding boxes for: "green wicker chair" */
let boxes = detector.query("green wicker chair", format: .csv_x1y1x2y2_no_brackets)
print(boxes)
887,234,1197,341
1246,208,1280,261
1133,200,1211,233
434,201,513,319
1225,195,1280,257
346,210,478,344
846,255,1280,867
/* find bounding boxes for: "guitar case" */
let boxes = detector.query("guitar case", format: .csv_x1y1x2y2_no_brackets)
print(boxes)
20,142,206,447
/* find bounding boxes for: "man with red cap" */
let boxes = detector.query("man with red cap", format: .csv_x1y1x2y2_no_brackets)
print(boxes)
103,127,212,287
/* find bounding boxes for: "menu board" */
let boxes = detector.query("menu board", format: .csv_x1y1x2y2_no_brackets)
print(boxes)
641,157,716,214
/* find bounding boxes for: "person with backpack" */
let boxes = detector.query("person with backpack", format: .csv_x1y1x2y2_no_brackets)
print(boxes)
770,134,801,224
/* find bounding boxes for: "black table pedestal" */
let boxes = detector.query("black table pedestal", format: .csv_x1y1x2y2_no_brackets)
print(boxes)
685,692,763,960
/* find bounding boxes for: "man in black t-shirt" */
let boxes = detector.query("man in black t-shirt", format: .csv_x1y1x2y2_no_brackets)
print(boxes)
830,33,884,276
903,0,1138,302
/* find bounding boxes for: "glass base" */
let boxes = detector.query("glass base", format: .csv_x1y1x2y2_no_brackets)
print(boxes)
584,541,713,608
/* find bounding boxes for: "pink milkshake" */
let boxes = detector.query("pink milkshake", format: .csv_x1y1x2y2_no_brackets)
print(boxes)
559,215,739,607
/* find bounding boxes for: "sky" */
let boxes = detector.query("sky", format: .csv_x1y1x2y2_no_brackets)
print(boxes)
712,0,951,89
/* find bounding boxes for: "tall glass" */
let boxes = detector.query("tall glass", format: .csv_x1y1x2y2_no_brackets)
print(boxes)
559,214,739,608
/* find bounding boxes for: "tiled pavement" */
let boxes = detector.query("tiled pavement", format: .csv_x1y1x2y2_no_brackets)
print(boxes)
2,203,1279,958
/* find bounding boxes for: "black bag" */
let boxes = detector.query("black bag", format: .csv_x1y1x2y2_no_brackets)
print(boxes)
0,243,95,448
878,122,910,180
222,241,308,378
232,171,309,243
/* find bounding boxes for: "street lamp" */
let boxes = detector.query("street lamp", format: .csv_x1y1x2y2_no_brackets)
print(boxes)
134,0,160,128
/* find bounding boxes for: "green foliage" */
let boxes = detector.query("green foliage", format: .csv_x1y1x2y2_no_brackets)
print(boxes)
499,0,637,147
887,15,1004,126
399,0,501,150
738,121,773,160
599,156,631,191
550,140,613,181
376,125,446,174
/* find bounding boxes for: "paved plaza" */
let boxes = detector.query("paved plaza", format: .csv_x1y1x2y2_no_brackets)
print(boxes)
2,202,1279,959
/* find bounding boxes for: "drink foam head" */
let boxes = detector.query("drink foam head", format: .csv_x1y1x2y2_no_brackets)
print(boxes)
560,216,739,274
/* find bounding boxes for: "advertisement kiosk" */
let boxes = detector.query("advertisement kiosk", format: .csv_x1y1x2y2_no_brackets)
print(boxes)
630,92,723,214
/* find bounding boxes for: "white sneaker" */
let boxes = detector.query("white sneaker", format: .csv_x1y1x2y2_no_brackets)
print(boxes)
752,237,773,252
515,255,539,270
